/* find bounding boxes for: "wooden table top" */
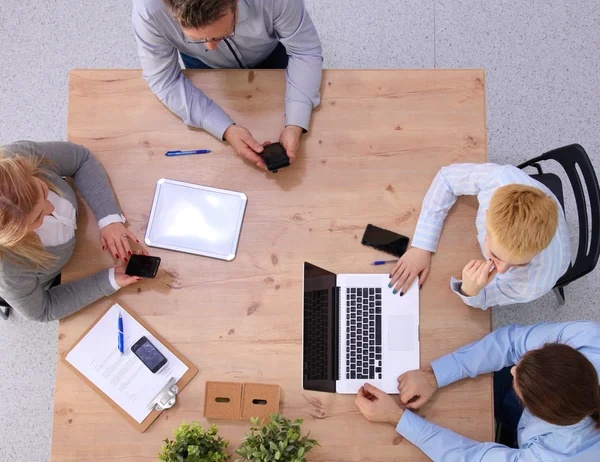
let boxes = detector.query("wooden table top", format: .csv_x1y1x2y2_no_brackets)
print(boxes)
52,68,491,461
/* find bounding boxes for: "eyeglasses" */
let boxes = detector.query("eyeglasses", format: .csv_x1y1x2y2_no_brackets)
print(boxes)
183,9,237,44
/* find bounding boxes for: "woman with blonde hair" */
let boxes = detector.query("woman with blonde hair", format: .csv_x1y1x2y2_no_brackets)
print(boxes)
0,141,142,321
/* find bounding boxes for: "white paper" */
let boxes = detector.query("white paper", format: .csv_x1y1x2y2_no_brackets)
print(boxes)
66,303,189,423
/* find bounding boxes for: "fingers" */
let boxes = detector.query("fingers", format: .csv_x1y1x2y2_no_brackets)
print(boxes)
285,143,298,162
262,141,272,147
391,266,409,294
363,383,385,399
465,259,478,271
120,235,132,259
124,228,140,245
242,132,264,154
487,266,498,283
390,258,403,278
113,237,127,263
100,237,107,252
107,240,120,261
389,261,405,286
400,272,418,294
406,395,428,410
420,265,430,286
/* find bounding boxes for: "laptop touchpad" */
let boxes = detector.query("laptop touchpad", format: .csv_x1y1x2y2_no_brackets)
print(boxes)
388,316,415,351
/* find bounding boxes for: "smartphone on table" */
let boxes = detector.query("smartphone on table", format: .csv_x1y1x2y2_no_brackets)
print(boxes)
125,254,161,278
260,142,290,173
361,224,410,258
131,336,168,373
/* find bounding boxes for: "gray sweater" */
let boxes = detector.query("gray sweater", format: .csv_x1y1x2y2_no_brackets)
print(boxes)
0,141,122,321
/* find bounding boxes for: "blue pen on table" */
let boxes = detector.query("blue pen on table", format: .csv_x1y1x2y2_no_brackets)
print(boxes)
165,149,211,157
118,312,124,354
372,260,398,265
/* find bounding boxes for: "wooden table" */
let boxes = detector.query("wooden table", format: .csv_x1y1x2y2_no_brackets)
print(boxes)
52,69,491,461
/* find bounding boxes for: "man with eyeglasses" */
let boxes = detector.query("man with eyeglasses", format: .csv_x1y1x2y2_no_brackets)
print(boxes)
132,0,323,169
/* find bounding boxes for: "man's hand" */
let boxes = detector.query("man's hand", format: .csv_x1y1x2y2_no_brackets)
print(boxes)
279,125,303,162
397,368,439,409
355,383,404,426
224,124,266,169
461,259,498,297
389,247,432,295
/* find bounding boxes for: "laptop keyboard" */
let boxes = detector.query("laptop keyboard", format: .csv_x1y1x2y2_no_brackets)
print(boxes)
303,289,330,380
346,287,382,380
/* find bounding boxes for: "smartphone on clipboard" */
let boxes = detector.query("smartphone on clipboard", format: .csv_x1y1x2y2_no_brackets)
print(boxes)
131,336,168,373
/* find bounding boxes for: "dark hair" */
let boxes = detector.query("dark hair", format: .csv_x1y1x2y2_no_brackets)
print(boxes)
163,0,236,29
515,343,600,428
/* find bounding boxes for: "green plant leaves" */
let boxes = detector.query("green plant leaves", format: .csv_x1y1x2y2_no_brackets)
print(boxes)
235,413,318,462
158,422,230,462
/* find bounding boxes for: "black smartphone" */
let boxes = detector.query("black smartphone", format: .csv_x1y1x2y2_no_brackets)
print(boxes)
125,255,161,278
131,336,168,373
260,142,290,173
361,224,410,258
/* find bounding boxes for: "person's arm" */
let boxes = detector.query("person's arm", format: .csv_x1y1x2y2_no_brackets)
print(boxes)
449,270,550,309
412,164,500,253
0,268,116,322
397,411,545,462
273,0,323,131
431,321,600,387
132,6,233,139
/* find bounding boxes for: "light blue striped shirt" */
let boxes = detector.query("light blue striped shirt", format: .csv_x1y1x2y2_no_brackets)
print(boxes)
412,164,571,308
396,321,600,462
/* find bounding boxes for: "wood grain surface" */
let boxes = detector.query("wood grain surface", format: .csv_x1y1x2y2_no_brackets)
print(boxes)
52,69,491,461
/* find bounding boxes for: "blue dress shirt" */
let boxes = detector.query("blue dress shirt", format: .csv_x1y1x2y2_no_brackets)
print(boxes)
396,321,600,461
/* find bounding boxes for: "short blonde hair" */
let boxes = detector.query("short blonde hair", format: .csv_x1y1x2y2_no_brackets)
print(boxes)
0,148,58,269
487,184,559,258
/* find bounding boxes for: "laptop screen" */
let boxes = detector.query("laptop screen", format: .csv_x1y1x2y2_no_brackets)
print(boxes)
303,262,337,393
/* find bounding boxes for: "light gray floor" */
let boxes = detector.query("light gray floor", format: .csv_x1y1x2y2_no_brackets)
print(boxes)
1,1,599,460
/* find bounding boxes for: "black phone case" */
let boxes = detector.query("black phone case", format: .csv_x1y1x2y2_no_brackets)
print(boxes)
361,226,410,258
261,143,290,173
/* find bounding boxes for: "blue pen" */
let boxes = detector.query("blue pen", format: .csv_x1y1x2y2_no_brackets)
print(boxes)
118,312,124,354
372,260,398,265
165,149,211,157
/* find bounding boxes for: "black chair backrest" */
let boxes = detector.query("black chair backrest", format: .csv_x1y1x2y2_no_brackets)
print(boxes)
518,144,600,287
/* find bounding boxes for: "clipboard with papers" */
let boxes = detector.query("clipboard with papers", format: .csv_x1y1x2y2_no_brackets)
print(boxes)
61,302,198,432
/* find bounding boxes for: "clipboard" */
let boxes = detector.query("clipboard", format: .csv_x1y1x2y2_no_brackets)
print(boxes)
61,301,198,432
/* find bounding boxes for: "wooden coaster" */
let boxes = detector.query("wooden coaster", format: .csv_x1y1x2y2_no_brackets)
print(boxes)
204,381,243,419
241,383,280,420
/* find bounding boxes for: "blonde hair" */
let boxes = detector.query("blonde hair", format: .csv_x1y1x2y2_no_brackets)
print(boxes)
487,184,559,258
0,147,58,269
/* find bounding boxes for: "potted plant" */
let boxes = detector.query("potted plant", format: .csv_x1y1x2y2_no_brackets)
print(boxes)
159,421,230,462
235,413,318,462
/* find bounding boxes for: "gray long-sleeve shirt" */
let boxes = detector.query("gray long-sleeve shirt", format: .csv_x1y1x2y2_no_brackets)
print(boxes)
0,141,122,322
132,0,323,140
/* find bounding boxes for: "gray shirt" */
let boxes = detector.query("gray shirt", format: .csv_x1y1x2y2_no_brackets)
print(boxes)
0,141,122,322
132,0,323,140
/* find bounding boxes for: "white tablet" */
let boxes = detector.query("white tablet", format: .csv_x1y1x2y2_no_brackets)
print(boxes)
144,179,247,261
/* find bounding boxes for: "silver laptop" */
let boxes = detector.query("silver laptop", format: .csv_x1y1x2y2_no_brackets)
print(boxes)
302,262,419,394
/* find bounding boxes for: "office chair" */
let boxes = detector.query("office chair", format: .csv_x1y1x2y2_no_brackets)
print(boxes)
517,144,600,304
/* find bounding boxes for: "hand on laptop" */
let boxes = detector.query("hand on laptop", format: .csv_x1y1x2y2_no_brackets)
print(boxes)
461,259,498,297
397,368,439,409
355,383,404,426
224,124,267,170
389,247,432,295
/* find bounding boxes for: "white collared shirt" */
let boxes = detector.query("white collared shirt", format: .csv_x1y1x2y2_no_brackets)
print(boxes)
35,191,125,290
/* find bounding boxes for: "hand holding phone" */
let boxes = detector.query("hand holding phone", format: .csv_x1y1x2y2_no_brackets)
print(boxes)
125,254,161,278
260,142,290,173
